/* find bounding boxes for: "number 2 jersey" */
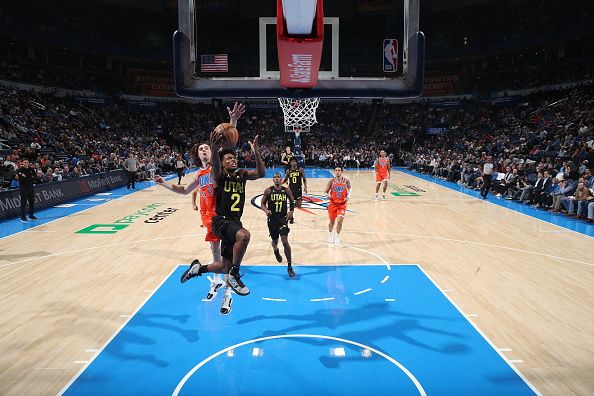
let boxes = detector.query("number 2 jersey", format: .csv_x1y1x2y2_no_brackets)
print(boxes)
215,171,247,221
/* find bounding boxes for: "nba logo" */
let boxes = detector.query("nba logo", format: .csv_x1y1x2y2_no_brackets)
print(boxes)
383,39,398,73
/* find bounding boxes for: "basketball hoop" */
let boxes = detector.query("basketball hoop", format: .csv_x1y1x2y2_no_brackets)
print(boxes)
278,97,320,133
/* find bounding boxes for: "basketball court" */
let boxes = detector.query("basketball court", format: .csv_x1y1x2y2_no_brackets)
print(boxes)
1,169,593,395
1,0,593,395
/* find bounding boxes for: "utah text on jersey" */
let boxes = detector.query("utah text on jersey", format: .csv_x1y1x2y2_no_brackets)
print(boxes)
251,193,355,215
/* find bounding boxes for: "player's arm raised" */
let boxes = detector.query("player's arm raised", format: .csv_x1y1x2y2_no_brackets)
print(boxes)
244,135,266,180
261,188,272,217
154,173,200,195
301,168,308,194
209,130,224,188
228,102,245,127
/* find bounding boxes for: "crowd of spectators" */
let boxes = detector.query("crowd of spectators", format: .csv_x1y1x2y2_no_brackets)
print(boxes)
1,76,592,226
404,88,594,223
0,85,209,190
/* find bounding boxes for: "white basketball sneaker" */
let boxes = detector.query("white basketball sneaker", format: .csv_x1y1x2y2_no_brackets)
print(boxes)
220,292,233,315
205,277,225,301
328,232,335,244
334,234,341,246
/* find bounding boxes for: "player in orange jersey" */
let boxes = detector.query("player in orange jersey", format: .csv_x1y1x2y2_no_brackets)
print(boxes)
324,166,352,246
374,150,391,200
154,102,245,315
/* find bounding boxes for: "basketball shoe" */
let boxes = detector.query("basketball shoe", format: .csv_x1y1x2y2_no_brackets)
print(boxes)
220,291,233,315
334,234,341,246
227,271,250,296
205,275,225,301
181,259,202,283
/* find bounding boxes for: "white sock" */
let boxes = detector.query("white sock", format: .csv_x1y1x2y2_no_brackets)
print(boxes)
213,273,221,282
224,287,232,297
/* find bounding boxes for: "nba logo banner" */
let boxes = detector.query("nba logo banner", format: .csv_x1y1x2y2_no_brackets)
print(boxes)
383,39,398,73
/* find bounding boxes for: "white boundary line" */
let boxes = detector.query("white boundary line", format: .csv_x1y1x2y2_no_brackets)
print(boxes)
416,265,542,396
261,297,287,302
399,169,593,240
57,265,179,395
381,275,390,284
171,333,427,396
337,229,593,267
354,288,372,295
310,297,335,302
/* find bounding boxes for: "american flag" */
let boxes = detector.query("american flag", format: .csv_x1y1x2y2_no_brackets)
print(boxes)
200,54,228,72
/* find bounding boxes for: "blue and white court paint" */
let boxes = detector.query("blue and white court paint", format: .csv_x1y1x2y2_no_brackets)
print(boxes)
61,265,537,396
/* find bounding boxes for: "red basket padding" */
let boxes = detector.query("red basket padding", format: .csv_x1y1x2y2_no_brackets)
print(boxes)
276,0,324,89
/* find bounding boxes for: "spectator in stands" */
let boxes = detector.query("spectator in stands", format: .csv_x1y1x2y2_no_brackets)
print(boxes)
123,152,139,190
550,179,576,213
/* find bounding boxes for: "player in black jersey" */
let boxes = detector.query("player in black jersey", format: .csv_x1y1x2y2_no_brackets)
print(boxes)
181,131,265,296
280,146,294,171
261,173,296,278
282,157,307,224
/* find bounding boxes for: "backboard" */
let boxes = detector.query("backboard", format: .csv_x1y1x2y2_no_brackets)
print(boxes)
174,0,424,99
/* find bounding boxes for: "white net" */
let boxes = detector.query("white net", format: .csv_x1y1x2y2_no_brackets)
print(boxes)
278,97,320,132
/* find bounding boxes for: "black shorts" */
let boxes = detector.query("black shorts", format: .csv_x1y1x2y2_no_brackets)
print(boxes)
267,216,290,240
212,216,243,260
290,187,302,201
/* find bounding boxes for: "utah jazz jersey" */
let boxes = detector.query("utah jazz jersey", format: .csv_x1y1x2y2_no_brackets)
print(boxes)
267,186,288,219
287,169,302,191
215,171,246,221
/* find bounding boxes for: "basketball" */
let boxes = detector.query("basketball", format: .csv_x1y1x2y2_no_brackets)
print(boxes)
215,122,239,147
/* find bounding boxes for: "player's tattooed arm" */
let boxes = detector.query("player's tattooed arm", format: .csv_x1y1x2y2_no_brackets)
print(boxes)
261,188,272,216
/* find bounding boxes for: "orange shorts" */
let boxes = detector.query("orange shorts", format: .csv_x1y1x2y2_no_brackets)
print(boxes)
376,172,389,182
200,211,220,242
328,202,347,222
